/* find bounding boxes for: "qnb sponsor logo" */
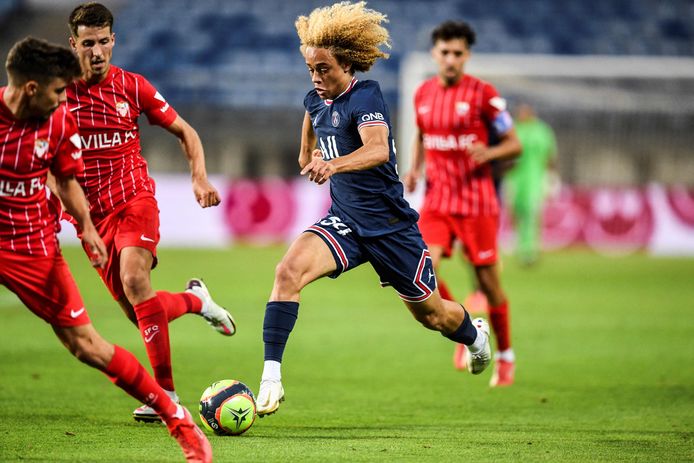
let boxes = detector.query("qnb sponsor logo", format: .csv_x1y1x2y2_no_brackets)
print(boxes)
422,133,478,151
0,177,45,197
81,130,136,150
360,112,384,122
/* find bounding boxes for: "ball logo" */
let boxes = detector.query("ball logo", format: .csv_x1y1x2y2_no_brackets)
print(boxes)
230,404,252,429
33,139,49,159
116,101,130,117
331,111,340,127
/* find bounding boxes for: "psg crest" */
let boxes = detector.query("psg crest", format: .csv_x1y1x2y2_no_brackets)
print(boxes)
331,111,340,127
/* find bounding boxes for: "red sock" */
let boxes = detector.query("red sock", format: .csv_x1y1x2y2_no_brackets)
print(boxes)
103,345,177,420
438,278,455,301
134,296,175,391
156,290,202,322
489,300,511,351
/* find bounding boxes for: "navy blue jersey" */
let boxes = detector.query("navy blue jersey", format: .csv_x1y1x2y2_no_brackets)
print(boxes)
304,78,418,237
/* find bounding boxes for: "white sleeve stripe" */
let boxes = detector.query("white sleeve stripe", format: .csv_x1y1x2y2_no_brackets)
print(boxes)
357,120,388,130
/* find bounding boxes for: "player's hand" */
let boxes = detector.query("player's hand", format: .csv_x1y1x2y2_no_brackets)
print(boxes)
469,142,492,165
81,227,107,269
193,177,221,208
300,149,335,185
403,170,419,193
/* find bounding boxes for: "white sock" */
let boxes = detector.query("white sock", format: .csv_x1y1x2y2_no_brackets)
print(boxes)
164,389,179,403
172,404,185,420
496,348,515,362
468,327,487,354
261,360,282,382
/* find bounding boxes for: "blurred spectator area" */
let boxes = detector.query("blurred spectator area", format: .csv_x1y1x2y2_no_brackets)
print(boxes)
112,0,694,109
0,0,693,185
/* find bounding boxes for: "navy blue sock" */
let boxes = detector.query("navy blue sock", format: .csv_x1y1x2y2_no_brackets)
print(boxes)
442,308,477,345
263,301,299,362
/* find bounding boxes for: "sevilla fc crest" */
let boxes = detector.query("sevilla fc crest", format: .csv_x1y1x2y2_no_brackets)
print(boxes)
116,101,130,117
456,101,470,115
34,139,49,159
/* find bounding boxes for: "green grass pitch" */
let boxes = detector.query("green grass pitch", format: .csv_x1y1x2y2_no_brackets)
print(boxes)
0,246,692,462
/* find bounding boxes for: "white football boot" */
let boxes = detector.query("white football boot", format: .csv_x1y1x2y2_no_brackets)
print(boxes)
133,404,162,423
186,278,236,336
256,380,285,417
465,317,492,375
133,393,180,423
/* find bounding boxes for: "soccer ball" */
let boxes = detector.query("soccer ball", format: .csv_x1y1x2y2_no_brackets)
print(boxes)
199,379,256,435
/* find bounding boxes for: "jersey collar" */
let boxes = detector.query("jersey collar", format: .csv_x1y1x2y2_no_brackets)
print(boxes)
80,64,117,89
324,77,358,106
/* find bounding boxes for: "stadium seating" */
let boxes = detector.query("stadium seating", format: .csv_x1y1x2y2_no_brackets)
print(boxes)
112,0,694,108
0,0,20,27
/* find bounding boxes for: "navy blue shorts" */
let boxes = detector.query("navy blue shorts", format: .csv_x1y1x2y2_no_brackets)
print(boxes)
306,214,437,303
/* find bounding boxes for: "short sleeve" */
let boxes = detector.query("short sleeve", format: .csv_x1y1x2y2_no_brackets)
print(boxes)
303,91,313,111
482,83,513,136
137,74,178,128
49,110,84,177
350,83,389,132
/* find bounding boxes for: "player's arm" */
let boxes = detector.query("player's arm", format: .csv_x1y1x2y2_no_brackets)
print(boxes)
53,174,107,268
469,125,522,166
164,115,221,208
299,111,318,169
404,127,425,193
301,125,389,185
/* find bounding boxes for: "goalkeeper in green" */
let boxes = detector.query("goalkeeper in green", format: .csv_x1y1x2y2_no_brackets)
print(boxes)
505,103,558,266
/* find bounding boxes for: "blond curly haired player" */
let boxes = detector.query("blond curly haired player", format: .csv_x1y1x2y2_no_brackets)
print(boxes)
256,2,492,417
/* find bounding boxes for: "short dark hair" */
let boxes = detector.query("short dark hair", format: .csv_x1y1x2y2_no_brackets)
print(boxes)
6,37,81,85
68,2,114,37
431,20,476,47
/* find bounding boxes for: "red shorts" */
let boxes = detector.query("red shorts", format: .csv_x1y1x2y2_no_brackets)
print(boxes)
82,193,160,300
418,210,499,265
0,250,91,327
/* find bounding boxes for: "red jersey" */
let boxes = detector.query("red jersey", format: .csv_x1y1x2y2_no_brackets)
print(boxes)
0,88,84,256
66,65,177,222
415,74,508,217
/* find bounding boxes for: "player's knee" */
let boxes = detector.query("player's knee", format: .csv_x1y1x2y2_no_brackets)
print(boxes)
120,270,149,298
274,260,302,293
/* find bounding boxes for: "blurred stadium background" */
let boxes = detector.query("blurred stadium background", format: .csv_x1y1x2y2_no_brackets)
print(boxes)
1,3,693,461
1,0,693,254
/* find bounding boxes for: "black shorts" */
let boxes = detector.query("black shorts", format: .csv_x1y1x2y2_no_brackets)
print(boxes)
306,214,437,303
